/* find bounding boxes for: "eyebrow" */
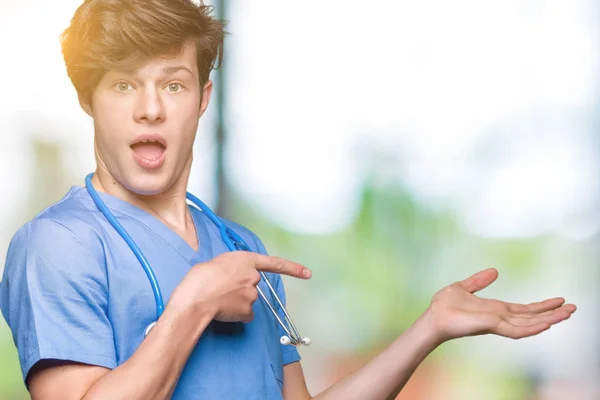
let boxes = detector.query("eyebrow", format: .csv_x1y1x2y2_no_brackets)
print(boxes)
111,65,194,80
161,66,194,76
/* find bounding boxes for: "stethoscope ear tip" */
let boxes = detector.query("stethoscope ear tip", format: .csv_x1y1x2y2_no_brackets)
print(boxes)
280,336,312,347
280,336,292,345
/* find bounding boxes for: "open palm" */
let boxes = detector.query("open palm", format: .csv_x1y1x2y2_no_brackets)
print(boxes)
426,268,577,343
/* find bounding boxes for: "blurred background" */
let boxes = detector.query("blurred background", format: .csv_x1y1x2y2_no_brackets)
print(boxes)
0,0,599,399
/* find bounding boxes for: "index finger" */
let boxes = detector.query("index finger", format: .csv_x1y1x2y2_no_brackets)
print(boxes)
251,253,312,279
506,297,566,314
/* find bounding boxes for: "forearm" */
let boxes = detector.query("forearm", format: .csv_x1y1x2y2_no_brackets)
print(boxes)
313,311,440,400
82,303,213,400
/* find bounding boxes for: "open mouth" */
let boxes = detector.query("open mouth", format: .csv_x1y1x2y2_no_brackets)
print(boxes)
130,139,166,161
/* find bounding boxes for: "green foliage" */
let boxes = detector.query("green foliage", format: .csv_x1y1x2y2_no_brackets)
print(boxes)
232,178,545,354
0,320,28,399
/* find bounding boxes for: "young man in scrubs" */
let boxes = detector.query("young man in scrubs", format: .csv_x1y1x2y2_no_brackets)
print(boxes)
0,1,577,399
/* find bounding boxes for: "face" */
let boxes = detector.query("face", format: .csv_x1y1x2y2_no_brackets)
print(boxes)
82,43,212,196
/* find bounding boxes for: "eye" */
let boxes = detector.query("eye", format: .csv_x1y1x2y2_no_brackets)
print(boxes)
114,82,133,92
165,82,185,93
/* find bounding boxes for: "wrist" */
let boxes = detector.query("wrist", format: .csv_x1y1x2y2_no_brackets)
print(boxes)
167,263,219,320
165,295,217,322
413,307,446,349
160,299,215,339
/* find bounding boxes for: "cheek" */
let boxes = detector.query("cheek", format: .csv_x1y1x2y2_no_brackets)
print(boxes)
169,99,201,145
94,100,130,140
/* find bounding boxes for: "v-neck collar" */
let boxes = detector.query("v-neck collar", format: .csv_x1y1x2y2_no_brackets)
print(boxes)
72,186,213,266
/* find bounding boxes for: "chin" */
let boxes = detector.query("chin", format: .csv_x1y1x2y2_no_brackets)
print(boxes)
122,171,176,196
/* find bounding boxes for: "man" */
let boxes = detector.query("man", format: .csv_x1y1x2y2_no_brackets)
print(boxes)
0,1,576,399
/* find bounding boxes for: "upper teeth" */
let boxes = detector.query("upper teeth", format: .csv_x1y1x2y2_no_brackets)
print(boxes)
142,140,157,143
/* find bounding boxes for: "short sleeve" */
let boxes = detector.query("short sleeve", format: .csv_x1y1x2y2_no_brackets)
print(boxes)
253,237,302,366
0,219,117,383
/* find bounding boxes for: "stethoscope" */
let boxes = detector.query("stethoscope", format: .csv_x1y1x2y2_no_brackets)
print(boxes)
85,173,311,347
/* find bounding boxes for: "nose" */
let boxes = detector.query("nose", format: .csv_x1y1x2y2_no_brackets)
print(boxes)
134,87,166,124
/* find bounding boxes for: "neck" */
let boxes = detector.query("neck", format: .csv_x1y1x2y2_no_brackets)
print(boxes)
91,160,193,231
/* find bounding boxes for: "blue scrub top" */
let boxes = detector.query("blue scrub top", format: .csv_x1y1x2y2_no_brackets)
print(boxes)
0,186,301,399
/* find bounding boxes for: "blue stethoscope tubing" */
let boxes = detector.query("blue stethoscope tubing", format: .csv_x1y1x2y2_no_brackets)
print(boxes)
84,173,310,346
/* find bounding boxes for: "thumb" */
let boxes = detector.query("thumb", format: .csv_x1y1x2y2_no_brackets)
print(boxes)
457,268,499,293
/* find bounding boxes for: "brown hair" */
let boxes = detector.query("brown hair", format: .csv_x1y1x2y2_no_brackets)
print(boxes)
60,0,225,107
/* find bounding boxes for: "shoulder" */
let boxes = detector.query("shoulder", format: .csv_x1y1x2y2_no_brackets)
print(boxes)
5,187,106,268
31,186,104,234
1,188,110,324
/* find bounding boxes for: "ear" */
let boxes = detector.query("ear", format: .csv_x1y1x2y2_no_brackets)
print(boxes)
199,80,213,118
78,93,93,117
